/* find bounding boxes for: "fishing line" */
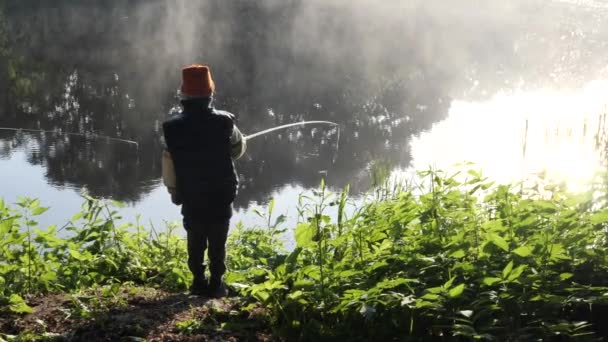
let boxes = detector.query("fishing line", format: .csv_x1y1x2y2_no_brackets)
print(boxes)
0,127,139,147
0,121,340,151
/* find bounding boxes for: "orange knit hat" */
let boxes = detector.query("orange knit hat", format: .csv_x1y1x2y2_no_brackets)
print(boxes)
181,65,215,98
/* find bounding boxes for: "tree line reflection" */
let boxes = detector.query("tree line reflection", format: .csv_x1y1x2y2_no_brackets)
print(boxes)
3,0,594,208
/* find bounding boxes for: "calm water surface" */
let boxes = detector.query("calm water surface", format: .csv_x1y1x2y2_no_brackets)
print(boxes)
1,0,607,231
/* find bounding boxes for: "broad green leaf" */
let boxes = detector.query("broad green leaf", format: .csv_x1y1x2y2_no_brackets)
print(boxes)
32,207,49,216
302,265,321,281
293,279,314,289
502,261,514,279
421,293,440,301
288,290,303,300
467,169,481,179
513,245,533,257
483,220,505,232
369,260,388,272
9,294,32,314
68,249,90,261
489,233,509,252
286,247,301,265
559,273,574,281
264,280,286,290
339,270,359,278
530,294,543,301
111,200,127,208
517,216,538,228
274,214,287,227
253,290,270,302
444,277,456,289
535,200,557,213
448,284,465,298
0,221,11,237
376,278,416,290
590,209,608,225
41,272,57,282
450,249,466,259
71,212,85,221
426,286,444,294
343,289,366,300
483,277,502,286
549,243,570,261
415,299,440,309
28,199,40,210
507,265,526,281
295,223,315,247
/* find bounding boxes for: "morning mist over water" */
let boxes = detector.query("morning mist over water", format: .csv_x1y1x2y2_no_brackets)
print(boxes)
1,0,607,228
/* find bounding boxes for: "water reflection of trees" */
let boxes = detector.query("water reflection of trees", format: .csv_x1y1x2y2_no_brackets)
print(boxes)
0,2,165,202
0,1,508,206
3,0,599,208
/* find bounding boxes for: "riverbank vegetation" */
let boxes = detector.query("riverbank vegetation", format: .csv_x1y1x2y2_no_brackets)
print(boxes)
2,168,608,341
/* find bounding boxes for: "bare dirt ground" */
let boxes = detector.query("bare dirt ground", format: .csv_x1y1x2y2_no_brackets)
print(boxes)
0,287,273,341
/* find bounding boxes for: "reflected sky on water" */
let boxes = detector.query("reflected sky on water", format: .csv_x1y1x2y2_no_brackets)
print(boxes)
411,80,608,190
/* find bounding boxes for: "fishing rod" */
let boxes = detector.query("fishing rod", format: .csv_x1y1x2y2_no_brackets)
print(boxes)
243,120,341,164
0,127,139,147
243,121,339,140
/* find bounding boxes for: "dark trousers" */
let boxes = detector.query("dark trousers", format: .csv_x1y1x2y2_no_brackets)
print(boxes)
184,218,230,283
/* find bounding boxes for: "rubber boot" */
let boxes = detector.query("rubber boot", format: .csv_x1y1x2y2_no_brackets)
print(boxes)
208,276,228,298
189,277,208,296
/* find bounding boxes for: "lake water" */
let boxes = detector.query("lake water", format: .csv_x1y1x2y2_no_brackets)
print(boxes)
1,0,607,232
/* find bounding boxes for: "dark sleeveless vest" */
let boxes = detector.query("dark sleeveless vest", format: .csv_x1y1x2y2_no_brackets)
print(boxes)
162,98,238,220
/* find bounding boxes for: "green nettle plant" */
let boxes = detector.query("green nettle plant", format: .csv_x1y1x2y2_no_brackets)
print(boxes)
1,168,608,341
0,196,192,316
232,169,608,341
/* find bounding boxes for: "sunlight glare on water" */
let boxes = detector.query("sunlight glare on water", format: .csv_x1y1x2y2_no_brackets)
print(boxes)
410,80,608,190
